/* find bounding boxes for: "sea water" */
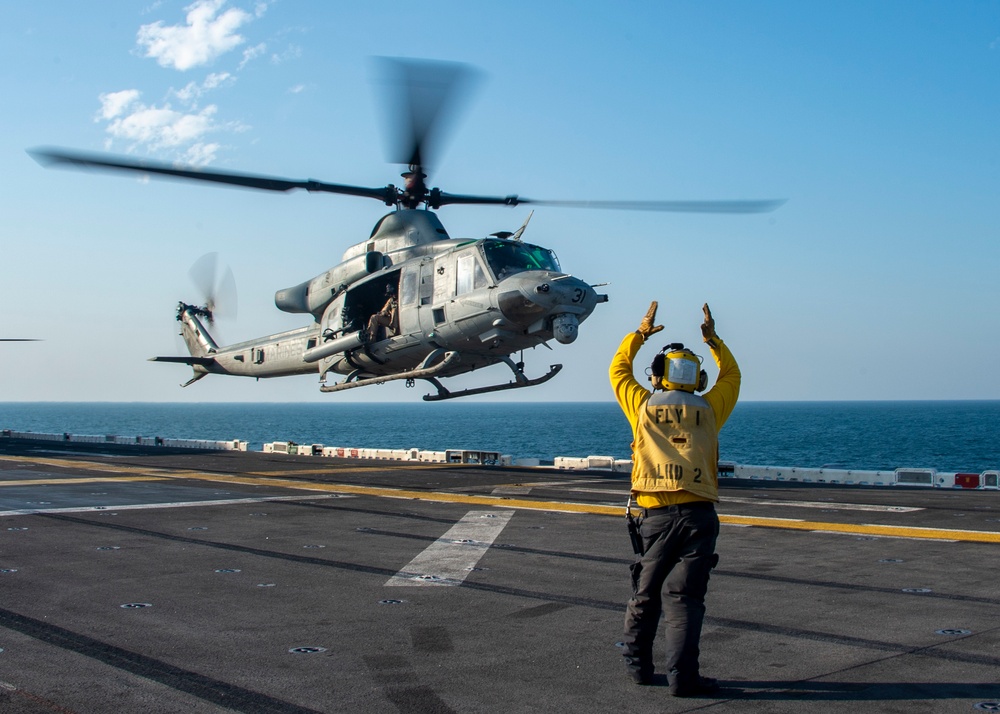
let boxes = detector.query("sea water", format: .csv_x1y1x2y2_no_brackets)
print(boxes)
1,401,997,473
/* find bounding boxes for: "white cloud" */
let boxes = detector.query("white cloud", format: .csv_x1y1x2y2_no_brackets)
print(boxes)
95,87,253,164
97,90,142,120
180,142,223,166
239,42,267,69
96,88,221,161
270,43,301,65
203,71,231,89
288,84,305,94
137,0,253,71
172,82,201,105
94,1,271,164
171,72,233,105
106,104,219,148
186,84,210,105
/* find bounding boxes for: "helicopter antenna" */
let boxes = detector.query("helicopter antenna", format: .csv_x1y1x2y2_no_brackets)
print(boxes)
510,210,534,241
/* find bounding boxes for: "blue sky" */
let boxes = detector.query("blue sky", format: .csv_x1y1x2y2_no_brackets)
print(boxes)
2,1,999,403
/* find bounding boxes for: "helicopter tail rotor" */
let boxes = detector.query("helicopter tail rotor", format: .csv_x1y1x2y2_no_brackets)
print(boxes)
188,252,238,325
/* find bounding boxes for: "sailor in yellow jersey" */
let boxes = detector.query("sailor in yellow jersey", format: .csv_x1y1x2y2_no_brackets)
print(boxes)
609,301,740,695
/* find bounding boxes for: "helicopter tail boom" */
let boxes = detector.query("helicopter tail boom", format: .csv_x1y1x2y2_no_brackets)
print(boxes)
148,356,216,367
175,302,219,357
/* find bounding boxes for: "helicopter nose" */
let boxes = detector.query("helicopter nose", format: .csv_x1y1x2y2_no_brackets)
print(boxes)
494,273,600,336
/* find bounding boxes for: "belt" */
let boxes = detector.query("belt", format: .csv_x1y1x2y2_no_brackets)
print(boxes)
642,501,715,516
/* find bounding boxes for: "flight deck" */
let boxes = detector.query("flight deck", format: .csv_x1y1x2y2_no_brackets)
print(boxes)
1,438,998,713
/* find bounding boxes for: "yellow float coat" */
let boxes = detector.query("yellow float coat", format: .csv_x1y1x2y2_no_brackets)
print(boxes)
610,331,741,507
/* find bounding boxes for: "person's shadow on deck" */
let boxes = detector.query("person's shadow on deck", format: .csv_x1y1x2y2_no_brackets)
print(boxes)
714,680,1000,703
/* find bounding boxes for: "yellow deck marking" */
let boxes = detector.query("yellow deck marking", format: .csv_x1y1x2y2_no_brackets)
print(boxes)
247,464,462,476
0,476,168,487
163,470,616,511
3,455,998,544
0,455,165,476
157,470,1000,544
718,514,1000,542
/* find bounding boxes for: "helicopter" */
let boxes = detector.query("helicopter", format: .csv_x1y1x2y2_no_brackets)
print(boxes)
30,59,783,401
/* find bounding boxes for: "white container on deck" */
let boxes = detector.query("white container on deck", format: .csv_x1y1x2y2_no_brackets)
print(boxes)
894,468,936,487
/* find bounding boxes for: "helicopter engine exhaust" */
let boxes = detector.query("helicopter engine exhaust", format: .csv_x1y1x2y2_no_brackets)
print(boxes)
552,313,580,344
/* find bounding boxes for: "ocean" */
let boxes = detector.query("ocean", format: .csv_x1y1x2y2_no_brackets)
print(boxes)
1,401,997,473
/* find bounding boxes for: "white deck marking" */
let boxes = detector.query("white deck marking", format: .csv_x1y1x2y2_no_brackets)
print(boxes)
491,486,533,495
719,496,923,513
385,510,514,587
487,478,615,496
0,494,345,517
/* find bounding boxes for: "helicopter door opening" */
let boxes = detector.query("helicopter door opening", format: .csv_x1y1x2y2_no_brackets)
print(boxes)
343,270,402,343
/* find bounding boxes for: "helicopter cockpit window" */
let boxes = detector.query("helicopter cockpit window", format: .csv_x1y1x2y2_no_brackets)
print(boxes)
456,252,490,294
482,240,561,280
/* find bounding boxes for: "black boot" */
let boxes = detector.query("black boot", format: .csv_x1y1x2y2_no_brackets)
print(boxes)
624,656,654,685
668,671,720,697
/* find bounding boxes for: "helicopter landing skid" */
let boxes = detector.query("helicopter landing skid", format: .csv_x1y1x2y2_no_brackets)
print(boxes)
422,363,563,402
319,350,460,393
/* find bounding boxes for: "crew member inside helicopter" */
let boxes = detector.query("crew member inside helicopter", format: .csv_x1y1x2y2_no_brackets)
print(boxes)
366,283,399,342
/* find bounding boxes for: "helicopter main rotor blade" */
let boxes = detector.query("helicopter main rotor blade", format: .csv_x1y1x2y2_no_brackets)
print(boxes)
516,198,787,213
375,58,480,173
430,191,786,214
29,148,398,204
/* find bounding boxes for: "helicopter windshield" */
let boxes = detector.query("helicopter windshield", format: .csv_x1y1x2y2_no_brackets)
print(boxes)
482,239,561,280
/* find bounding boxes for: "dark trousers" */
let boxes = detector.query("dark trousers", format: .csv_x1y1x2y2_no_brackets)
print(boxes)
622,502,719,681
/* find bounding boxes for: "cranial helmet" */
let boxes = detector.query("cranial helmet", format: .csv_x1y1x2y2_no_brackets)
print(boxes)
650,343,708,393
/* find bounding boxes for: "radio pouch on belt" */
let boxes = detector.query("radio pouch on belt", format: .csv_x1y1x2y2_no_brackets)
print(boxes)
626,496,644,556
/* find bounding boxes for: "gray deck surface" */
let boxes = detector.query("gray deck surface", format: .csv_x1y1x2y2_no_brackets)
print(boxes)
1,439,998,713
